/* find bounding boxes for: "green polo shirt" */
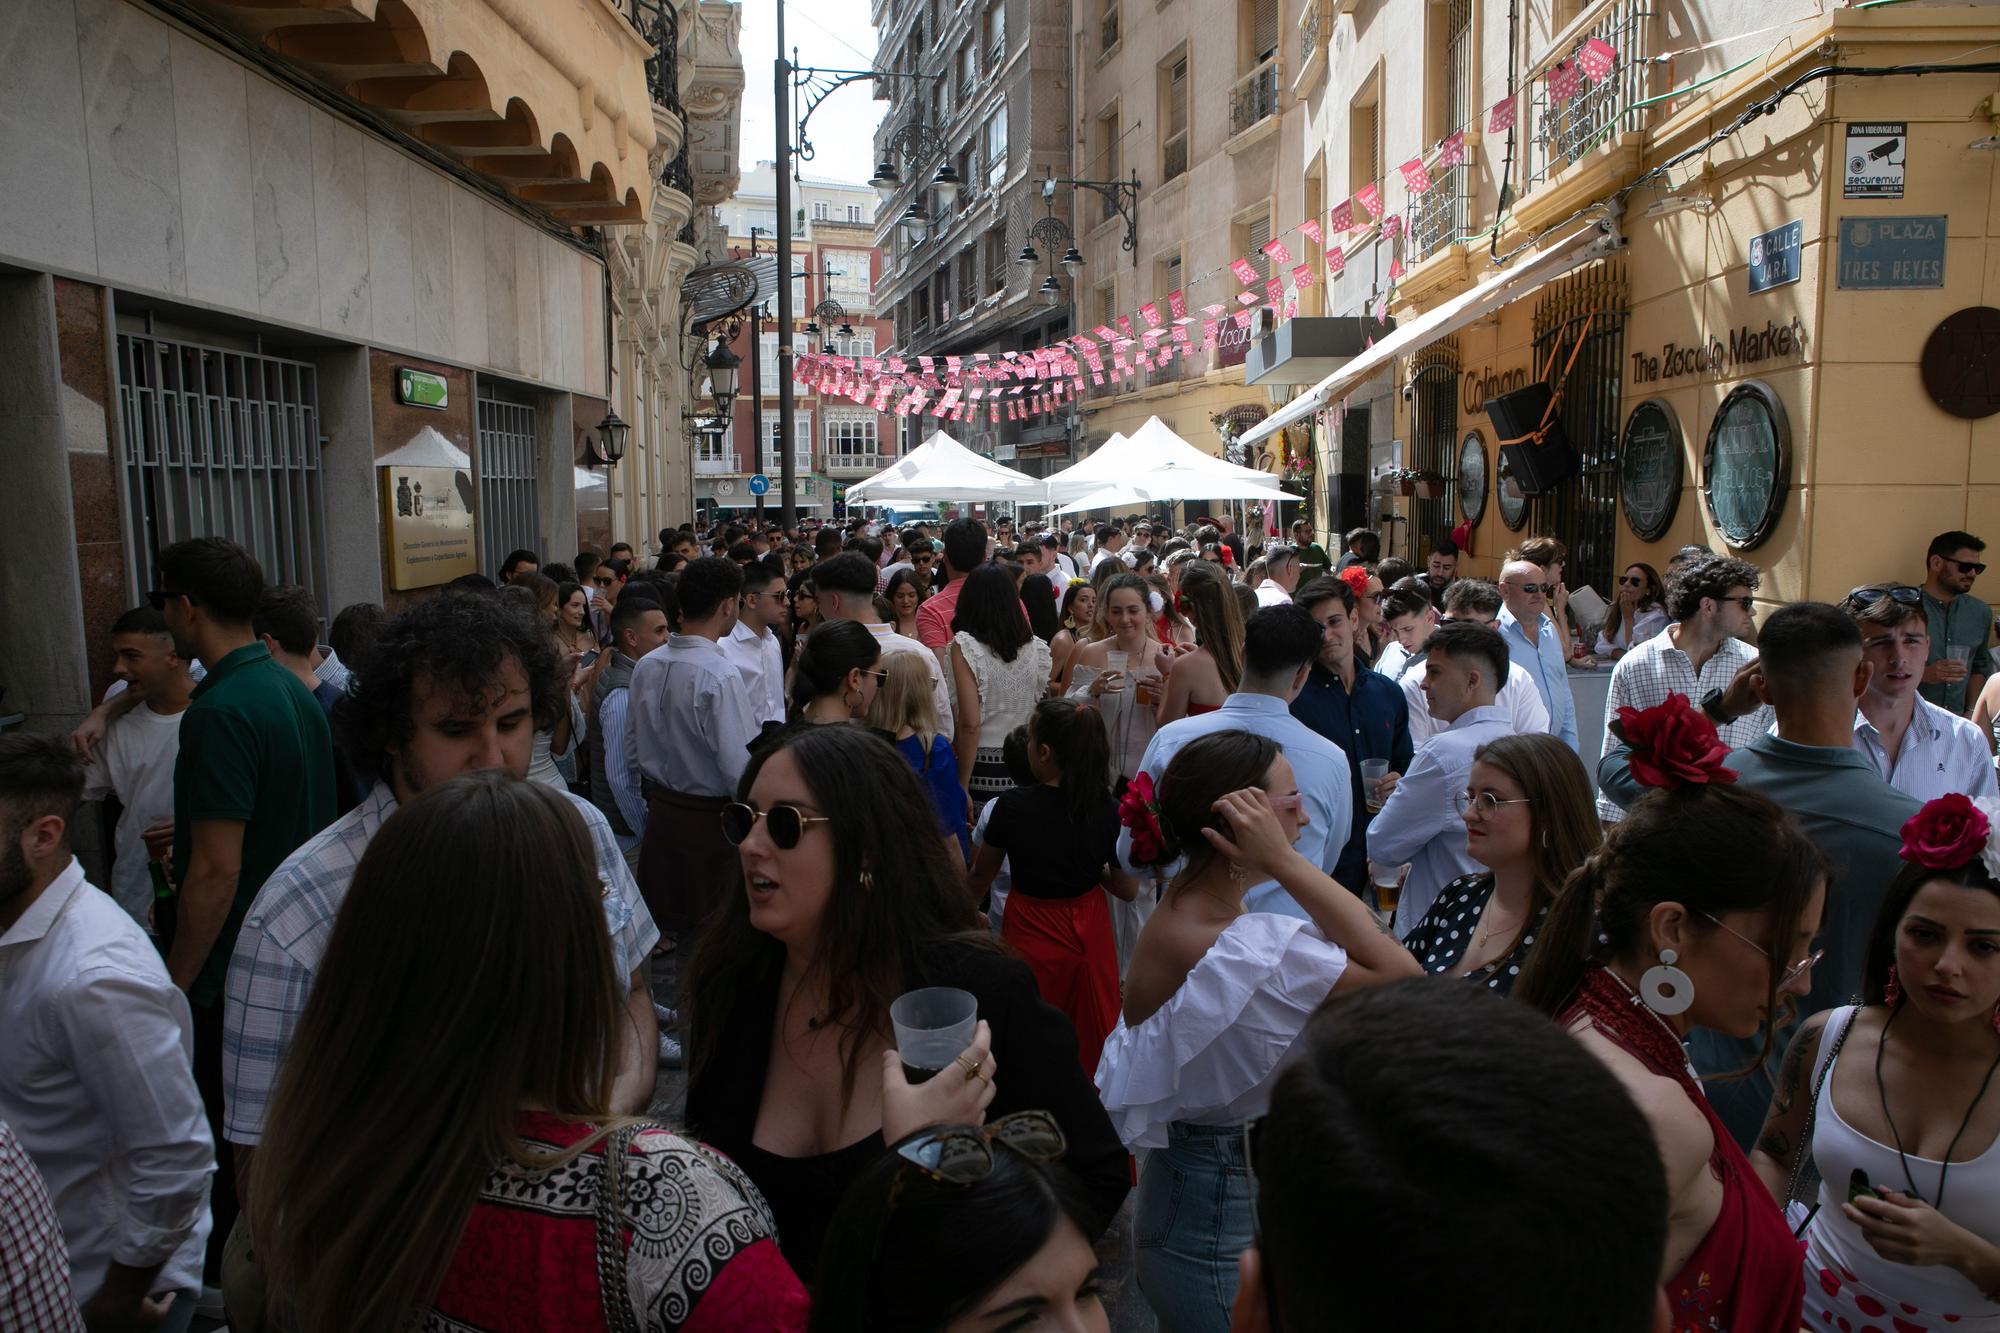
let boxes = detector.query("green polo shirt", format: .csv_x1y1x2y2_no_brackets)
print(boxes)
170,641,334,1006
1919,588,1994,714
1297,541,1333,583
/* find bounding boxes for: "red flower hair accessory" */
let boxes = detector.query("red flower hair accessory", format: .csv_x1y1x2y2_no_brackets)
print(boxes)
1898,793,1995,873
1118,772,1170,867
1337,566,1372,599
1609,693,1737,790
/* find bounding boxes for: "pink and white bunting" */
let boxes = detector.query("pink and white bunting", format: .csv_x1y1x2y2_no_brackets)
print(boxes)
1260,238,1293,267
1578,37,1618,83
1230,258,1261,285
1399,158,1433,196
1355,183,1384,219
1488,94,1517,133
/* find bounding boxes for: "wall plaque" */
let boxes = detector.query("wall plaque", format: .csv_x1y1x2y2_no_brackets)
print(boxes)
1837,215,1945,290
1702,381,1790,550
1619,399,1683,543
382,466,476,589
1748,221,1803,295
1920,307,2000,420
1457,430,1488,525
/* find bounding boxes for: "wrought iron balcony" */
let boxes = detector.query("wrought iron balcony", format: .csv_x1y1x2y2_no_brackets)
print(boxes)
623,0,684,118
1163,131,1188,183
1406,160,1470,263
1525,0,1654,191
1229,58,1280,140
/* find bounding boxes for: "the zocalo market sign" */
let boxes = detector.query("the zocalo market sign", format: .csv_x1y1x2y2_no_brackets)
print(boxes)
1628,315,1808,386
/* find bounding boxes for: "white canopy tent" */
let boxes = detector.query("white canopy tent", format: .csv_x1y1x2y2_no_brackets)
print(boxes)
376,426,471,472
844,430,1047,504
1052,468,1300,515
1041,416,1287,506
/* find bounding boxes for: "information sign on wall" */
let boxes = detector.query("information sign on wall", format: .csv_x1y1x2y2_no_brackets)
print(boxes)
1844,123,1906,199
1702,382,1790,551
396,368,449,410
1747,221,1803,295
383,466,477,589
1836,216,1945,290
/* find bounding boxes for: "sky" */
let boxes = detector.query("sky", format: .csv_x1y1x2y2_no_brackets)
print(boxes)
736,0,888,189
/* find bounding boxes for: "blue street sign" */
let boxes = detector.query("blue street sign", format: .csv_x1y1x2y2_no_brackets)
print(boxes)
1836,215,1945,290
1747,221,1802,294
748,473,770,496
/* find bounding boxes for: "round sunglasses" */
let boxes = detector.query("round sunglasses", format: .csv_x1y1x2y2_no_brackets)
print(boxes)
896,1111,1066,1185
720,801,831,849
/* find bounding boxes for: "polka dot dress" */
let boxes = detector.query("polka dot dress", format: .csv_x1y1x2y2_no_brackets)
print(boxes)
1400,872,1549,998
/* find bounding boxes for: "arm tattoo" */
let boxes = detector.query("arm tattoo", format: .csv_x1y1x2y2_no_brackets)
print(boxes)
1757,1127,1793,1165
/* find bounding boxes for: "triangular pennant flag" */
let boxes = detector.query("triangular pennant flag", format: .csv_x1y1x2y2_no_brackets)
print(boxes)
1290,262,1316,290
1578,37,1617,84
1299,218,1324,245
1399,158,1433,196
1282,297,1297,320
1388,257,1404,282
1230,258,1261,285
1140,302,1163,328
1202,302,1227,318
1231,310,1254,329
1263,277,1285,306
1548,58,1582,105
1260,237,1293,267
1356,183,1384,219
1383,215,1404,241
1438,130,1466,169
1237,291,1260,306
1488,94,1517,133
1167,290,1188,320
1329,200,1354,233
1116,315,1136,339
1326,245,1346,276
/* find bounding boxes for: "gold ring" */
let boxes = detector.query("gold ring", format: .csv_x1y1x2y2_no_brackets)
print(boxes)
967,1066,988,1085
960,1057,985,1082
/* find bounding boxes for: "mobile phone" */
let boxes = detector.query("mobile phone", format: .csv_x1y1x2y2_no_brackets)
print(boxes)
578,649,600,669
1847,1168,1877,1205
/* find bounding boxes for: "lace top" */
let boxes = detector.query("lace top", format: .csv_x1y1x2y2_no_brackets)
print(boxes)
954,632,1053,751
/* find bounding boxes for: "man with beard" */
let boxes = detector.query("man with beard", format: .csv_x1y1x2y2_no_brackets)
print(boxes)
1919,529,1993,715
220,592,658,1309
0,735,215,1332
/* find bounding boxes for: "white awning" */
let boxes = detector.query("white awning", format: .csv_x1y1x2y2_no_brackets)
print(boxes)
1238,223,1622,449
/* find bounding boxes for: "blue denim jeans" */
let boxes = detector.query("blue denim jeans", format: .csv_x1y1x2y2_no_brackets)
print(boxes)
1134,1122,1254,1333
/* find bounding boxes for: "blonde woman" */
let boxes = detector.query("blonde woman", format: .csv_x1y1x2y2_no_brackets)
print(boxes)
870,650,970,858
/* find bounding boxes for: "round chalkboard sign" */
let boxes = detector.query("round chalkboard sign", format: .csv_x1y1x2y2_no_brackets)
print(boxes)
1921,306,2000,420
1702,381,1790,550
1457,431,1489,525
1496,450,1529,531
1619,399,1684,543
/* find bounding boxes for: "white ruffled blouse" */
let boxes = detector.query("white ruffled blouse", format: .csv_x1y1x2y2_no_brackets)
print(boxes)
1093,913,1349,1149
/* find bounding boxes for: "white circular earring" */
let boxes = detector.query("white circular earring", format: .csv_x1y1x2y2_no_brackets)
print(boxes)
1639,948,1695,1016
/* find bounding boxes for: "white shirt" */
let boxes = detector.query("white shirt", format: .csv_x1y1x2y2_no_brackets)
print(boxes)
720,621,786,725
627,633,762,798
1368,704,1515,934
1597,626,1772,822
1853,697,1999,803
1254,582,1292,608
1089,547,1131,577
1120,693,1353,918
1401,657,1550,747
1055,553,1079,583
597,685,648,840
80,701,184,924
0,861,213,1302
1375,640,1412,680
866,622,956,734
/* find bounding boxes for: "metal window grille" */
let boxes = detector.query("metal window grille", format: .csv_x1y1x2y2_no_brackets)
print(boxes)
114,333,328,613
476,394,540,580
1409,339,1460,549
1529,1,1653,190
1522,259,1628,598
1409,0,1472,262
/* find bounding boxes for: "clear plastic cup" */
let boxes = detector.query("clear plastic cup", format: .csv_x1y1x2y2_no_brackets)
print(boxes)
1360,758,1389,812
890,986,978,1083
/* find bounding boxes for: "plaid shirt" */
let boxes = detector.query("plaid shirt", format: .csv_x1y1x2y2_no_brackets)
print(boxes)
222,782,657,1146
1596,626,1773,821
0,1118,84,1332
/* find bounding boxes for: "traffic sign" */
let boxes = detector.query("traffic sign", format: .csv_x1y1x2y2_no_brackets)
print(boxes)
748,473,770,496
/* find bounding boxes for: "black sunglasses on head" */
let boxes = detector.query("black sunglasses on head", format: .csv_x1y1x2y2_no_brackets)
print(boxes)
896,1111,1066,1185
720,801,831,849
1842,584,1921,610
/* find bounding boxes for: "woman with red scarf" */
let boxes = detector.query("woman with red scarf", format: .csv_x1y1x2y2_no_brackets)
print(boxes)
1518,694,1824,1332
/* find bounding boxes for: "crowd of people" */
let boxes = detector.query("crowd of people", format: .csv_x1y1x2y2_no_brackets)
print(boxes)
4,514,2000,1332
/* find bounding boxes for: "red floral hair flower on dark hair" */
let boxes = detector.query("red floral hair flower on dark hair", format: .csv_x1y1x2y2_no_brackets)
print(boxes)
1337,566,1372,598
1610,693,1737,790
1898,793,1991,871
1118,771,1169,867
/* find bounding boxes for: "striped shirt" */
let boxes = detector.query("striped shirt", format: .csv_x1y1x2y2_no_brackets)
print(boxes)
222,782,657,1146
1596,625,1772,822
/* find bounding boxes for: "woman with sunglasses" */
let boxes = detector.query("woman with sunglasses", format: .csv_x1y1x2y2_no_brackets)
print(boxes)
1401,734,1599,996
809,1114,1111,1332
784,572,820,666
251,772,808,1332
1594,562,1667,659
790,619,885,725
1517,700,1825,1332
1099,730,1423,1330
1750,794,2000,1329
683,725,1130,1280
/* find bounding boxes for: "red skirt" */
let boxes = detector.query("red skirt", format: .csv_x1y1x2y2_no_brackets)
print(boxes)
1001,888,1122,1076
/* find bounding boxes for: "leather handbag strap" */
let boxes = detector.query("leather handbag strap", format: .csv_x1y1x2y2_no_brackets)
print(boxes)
594,1122,650,1333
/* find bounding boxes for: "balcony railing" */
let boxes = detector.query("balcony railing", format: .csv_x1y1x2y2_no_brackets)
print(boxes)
1406,160,1470,263
1298,3,1322,69
826,452,884,473
1101,6,1119,53
1526,0,1654,191
623,0,683,117
1163,130,1188,182
1228,58,1280,139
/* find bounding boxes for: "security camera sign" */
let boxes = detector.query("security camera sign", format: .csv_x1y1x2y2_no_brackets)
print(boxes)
1844,123,1905,199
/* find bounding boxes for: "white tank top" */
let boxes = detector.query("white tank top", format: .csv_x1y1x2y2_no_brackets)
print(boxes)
1802,1005,2000,1321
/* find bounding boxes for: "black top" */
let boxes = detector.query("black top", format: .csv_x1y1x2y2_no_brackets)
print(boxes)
982,783,1120,900
1401,872,1549,998
683,938,1131,1280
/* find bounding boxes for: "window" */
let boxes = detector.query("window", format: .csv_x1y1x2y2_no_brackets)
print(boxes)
1349,74,1381,200
1229,0,1280,137
958,252,977,311
826,411,880,465
1096,282,1116,329
749,208,778,234
960,43,977,102
1101,0,1119,53
984,2,1006,64
1095,106,1121,223
695,426,732,471
1161,53,1189,182
759,331,781,388
825,249,873,306
1249,0,1278,62
1300,170,1324,315
831,329,876,361
845,203,864,223
792,267,808,308
1240,209,1273,281
986,225,1009,294
1411,0,1472,261
763,411,814,470
1157,251,1182,304
985,102,1008,189
812,200,830,222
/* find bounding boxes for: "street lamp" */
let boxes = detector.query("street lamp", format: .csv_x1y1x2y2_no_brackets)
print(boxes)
932,161,962,211
594,408,629,464
704,336,741,421
899,200,928,244
1060,244,1086,278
